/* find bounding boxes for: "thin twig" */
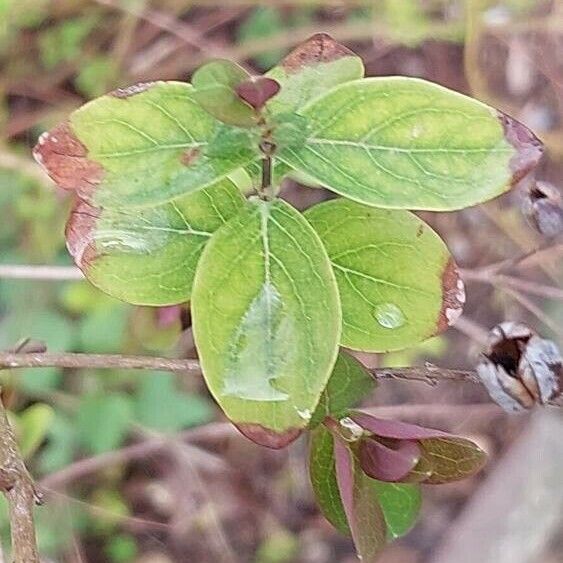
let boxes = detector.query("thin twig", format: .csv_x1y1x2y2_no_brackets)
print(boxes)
0,265,83,281
0,352,200,373
461,269,563,301
0,350,481,385
0,395,41,563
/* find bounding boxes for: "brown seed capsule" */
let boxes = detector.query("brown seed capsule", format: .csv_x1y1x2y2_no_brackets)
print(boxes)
522,181,563,237
476,322,562,412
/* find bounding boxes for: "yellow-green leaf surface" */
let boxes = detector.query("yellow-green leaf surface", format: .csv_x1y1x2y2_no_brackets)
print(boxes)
310,351,375,427
280,77,543,210
192,198,341,448
306,199,464,352
309,426,350,534
34,81,260,208
265,33,364,114
371,481,421,539
66,179,245,306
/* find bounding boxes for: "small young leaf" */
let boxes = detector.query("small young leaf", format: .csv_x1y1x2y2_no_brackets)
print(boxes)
192,198,341,448
418,437,488,484
34,81,259,208
309,425,350,534
280,77,543,210
192,59,257,127
265,33,364,114
310,351,375,427
305,199,464,352
371,481,421,539
358,438,420,482
334,440,387,562
66,178,245,305
236,76,280,110
350,411,487,483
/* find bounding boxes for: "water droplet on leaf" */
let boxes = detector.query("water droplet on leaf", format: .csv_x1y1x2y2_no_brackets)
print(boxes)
373,303,405,329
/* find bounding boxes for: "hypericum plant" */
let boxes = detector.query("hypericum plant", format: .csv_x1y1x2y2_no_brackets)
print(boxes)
34,34,543,560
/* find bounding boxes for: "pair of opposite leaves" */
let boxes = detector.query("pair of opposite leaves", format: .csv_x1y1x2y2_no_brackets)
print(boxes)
34,34,543,446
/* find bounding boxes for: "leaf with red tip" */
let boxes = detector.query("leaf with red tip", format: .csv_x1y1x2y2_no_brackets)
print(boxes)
66,178,245,306
305,199,464,352
192,60,257,127
351,411,487,484
334,440,386,562
236,77,280,110
33,81,259,209
358,438,421,482
192,199,341,448
265,33,364,114
279,77,544,211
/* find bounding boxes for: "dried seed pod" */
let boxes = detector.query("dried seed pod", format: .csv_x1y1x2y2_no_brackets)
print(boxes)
522,181,563,237
477,322,562,412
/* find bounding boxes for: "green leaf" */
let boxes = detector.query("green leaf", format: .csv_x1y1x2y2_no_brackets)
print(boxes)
305,198,463,352
192,198,341,448
134,372,214,432
17,403,55,459
67,178,245,305
334,440,386,562
310,351,375,427
309,425,350,534
371,481,421,539
280,77,543,210
192,59,256,127
266,33,364,114
34,81,260,208
419,437,487,484
77,393,132,454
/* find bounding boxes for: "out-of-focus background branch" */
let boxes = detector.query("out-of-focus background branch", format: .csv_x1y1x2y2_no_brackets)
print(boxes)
0,1,562,562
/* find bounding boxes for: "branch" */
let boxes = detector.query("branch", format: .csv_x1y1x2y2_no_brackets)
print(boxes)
0,395,41,563
0,350,481,386
0,352,200,373
0,265,83,281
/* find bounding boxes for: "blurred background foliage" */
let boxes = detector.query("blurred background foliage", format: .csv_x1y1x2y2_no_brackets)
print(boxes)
0,1,561,562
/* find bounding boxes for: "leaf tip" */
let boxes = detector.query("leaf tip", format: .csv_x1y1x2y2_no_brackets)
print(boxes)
33,121,103,198
235,77,281,110
497,111,544,188
281,33,356,73
236,422,302,449
437,259,465,332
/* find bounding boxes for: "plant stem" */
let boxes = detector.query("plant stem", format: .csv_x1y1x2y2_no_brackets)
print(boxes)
0,352,200,374
0,351,480,386
261,155,272,194
0,395,41,563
